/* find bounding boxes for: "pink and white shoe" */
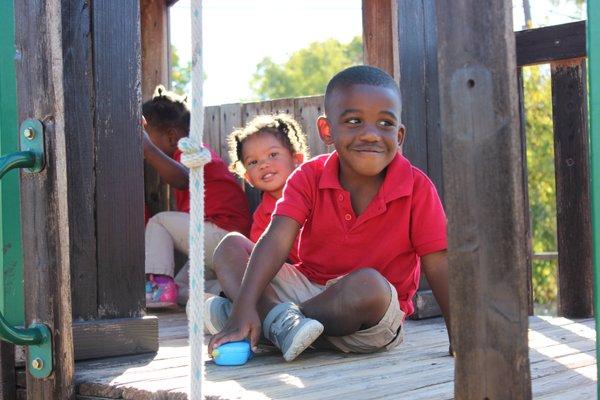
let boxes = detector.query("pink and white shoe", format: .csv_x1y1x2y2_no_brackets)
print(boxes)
146,274,179,309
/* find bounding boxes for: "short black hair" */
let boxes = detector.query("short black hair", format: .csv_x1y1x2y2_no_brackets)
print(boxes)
324,65,401,114
142,85,190,133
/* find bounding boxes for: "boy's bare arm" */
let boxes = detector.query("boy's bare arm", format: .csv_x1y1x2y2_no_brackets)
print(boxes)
421,250,452,354
142,133,189,189
208,216,300,351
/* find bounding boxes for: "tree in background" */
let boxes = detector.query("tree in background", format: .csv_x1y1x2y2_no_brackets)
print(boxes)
250,37,362,100
171,45,192,96
523,65,558,307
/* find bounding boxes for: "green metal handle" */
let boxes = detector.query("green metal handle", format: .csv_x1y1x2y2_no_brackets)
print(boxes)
0,119,52,378
0,151,35,180
0,311,47,345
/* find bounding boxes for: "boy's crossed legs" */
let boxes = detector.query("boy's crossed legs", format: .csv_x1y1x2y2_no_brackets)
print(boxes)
209,232,404,359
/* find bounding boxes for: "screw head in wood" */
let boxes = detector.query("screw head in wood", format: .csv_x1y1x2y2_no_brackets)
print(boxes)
23,128,35,140
31,358,43,370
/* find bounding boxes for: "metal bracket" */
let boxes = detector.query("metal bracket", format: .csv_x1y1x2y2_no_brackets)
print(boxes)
19,119,44,173
26,323,52,379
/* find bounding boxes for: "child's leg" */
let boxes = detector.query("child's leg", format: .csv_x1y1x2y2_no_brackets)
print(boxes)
145,211,190,277
174,221,230,300
212,233,279,317
300,268,392,336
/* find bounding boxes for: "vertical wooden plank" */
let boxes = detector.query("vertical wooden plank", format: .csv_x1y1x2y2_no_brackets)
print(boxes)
436,0,531,398
270,98,295,116
293,96,328,157
422,0,443,201
93,1,145,318
362,0,399,82
141,0,170,217
0,343,15,400
517,67,534,315
396,0,428,172
15,0,75,396
551,59,593,318
203,105,221,157
220,103,243,166
140,0,169,99
61,0,98,321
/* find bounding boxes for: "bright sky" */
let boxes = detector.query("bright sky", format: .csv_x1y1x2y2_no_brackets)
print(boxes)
169,0,586,106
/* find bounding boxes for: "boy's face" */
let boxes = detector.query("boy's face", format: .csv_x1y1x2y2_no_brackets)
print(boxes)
242,131,303,198
318,84,405,179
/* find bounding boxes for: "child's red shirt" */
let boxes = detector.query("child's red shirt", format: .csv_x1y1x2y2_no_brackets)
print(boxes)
250,192,300,264
173,147,251,236
274,152,447,316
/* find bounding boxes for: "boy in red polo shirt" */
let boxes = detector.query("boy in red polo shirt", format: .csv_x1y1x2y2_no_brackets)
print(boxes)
142,86,251,308
208,66,450,362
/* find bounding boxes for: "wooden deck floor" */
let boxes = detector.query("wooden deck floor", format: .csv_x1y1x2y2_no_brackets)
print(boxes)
74,310,597,399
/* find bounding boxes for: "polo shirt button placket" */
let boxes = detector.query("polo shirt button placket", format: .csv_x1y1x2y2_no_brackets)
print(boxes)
344,213,352,221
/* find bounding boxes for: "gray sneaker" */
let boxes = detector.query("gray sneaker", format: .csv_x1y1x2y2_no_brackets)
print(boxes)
202,296,232,335
263,302,324,362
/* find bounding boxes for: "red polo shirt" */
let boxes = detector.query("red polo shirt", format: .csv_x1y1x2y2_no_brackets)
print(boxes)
274,152,447,316
173,147,251,236
250,192,300,264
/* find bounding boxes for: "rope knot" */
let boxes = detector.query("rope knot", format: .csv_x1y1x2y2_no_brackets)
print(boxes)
178,137,212,169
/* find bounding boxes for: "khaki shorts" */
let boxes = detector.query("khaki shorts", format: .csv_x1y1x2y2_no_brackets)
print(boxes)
269,263,405,353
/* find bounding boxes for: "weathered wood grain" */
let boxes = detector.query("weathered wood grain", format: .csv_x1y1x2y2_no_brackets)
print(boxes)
516,21,586,67
362,0,399,82
551,59,593,318
92,1,145,319
435,0,532,398
15,0,76,396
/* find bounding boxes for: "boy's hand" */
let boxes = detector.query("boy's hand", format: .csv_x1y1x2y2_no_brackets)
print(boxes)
208,305,262,354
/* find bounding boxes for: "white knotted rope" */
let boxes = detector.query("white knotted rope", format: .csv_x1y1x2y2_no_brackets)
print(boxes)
179,1,209,397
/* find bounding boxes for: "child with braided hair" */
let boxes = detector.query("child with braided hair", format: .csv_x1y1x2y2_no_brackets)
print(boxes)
203,114,309,330
142,86,251,308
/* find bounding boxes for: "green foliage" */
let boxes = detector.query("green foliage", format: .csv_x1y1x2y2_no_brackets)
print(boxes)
171,45,191,96
250,36,363,100
523,65,557,306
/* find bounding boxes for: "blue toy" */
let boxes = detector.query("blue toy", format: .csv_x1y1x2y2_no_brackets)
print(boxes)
211,340,253,366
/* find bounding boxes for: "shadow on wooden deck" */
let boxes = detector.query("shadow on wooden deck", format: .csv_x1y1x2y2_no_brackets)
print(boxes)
74,310,596,400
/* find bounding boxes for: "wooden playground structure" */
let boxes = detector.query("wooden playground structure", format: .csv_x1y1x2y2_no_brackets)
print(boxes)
0,0,598,398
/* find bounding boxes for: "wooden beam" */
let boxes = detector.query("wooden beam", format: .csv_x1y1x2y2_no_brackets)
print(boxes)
397,0,444,318
72,317,158,361
551,59,593,318
141,0,169,101
516,21,586,67
362,0,399,83
141,0,170,217
517,67,534,315
15,0,75,397
92,1,146,318
0,343,15,400
62,0,98,321
435,0,532,398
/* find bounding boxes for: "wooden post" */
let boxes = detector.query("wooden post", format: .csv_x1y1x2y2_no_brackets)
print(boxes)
386,0,444,318
436,0,532,398
362,0,399,83
14,1,75,396
517,67,535,315
93,1,146,318
141,0,171,217
551,59,593,318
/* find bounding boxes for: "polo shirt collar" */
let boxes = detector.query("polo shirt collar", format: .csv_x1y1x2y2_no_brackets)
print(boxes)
318,151,414,201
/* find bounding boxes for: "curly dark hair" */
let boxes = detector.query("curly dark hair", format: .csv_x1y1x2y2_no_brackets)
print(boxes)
227,114,310,177
142,85,190,133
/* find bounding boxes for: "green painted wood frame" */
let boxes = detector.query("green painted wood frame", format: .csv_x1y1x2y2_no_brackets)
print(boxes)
0,1,24,326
